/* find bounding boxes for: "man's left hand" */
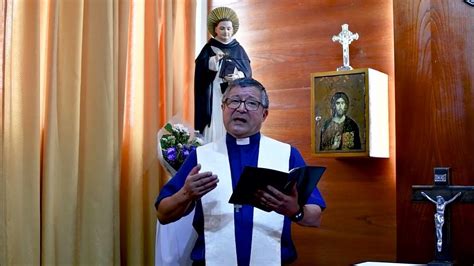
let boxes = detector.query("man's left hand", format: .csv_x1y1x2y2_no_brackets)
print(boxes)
255,183,299,217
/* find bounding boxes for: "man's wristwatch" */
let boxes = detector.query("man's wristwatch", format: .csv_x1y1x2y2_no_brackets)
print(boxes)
290,206,304,222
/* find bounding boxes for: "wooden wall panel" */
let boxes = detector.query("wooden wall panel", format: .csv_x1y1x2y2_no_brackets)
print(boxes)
210,1,396,265
394,0,474,264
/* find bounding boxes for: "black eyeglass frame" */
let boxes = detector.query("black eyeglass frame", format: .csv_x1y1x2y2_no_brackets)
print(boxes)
222,98,264,111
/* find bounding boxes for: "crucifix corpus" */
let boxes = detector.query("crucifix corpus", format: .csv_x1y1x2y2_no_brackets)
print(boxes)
412,167,474,265
332,23,359,71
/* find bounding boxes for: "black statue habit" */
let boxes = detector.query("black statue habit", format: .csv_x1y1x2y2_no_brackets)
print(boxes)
194,38,251,134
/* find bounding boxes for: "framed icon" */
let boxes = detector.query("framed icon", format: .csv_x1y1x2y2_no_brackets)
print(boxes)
311,69,369,157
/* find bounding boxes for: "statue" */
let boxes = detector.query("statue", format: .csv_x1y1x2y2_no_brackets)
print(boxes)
194,7,252,143
420,192,462,252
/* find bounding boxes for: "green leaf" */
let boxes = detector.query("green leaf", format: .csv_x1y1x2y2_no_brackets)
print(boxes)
164,123,173,133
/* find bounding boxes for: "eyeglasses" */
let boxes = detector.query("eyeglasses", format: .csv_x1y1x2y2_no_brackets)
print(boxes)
223,98,263,111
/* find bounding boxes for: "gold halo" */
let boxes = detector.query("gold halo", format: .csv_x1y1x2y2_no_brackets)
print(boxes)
207,7,239,37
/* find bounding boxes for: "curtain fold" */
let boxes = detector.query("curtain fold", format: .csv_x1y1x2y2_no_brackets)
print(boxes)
1,0,41,264
120,0,153,264
40,0,120,264
0,0,6,264
0,0,196,264
120,0,196,264
158,0,196,125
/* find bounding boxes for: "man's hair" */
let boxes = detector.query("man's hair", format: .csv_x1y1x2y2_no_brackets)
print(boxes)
222,78,269,108
330,91,349,116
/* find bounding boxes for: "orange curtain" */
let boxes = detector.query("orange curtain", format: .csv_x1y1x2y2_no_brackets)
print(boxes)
0,0,197,264
120,0,196,263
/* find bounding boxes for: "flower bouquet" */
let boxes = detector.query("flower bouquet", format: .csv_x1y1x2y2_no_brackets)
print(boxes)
157,122,204,176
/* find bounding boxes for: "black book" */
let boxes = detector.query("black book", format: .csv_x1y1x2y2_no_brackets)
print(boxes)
228,165,326,211
218,57,237,78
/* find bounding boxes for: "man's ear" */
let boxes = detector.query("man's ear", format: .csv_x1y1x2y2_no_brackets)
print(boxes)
262,109,268,121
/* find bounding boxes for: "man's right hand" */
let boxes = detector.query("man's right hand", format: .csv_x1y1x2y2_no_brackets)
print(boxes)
157,164,219,224
181,164,219,201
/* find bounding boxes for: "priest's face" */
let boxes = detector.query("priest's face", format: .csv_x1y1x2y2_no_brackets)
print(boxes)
222,85,268,138
214,20,233,43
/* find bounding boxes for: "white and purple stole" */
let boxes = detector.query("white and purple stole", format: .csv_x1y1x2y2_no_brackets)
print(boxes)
197,135,290,266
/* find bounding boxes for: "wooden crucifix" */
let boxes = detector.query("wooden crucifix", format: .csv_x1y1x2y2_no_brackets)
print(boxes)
412,167,474,265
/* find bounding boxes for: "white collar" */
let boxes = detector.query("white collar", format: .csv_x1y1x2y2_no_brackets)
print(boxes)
236,137,250,145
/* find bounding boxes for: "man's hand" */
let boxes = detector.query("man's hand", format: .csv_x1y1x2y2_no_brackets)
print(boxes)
180,164,219,201
254,183,323,227
255,183,299,217
157,164,218,224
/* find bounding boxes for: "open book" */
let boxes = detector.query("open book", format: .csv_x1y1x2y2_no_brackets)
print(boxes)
228,165,326,211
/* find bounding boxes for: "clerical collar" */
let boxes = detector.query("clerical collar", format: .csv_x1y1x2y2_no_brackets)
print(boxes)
236,138,250,145
226,132,260,146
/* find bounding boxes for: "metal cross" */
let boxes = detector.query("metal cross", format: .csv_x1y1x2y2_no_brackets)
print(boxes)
412,167,474,265
332,24,359,71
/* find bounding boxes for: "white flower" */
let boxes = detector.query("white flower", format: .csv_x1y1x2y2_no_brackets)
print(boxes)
174,123,188,133
195,137,204,145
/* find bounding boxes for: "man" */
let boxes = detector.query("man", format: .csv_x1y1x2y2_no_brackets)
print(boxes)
320,91,361,151
156,78,325,265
